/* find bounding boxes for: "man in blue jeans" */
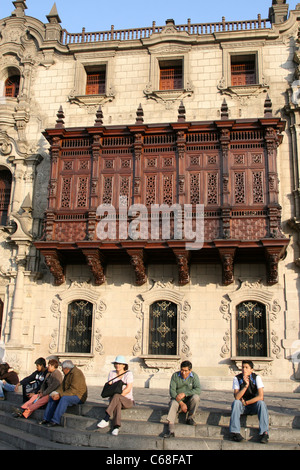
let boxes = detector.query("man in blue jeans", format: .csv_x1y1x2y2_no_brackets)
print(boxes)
229,360,269,444
40,360,87,427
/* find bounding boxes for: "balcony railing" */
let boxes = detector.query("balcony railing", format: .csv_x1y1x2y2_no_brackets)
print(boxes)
60,15,270,45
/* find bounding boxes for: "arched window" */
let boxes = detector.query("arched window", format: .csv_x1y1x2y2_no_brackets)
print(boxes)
65,300,93,353
149,300,177,355
4,75,20,98
236,301,267,357
0,169,12,225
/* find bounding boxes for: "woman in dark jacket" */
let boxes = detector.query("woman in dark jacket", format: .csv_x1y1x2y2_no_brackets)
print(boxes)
15,357,48,402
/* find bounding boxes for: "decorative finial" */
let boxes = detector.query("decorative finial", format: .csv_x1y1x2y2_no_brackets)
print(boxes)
135,104,144,124
46,3,61,23
264,94,273,117
221,99,229,120
94,105,104,126
55,106,65,128
12,1,27,17
177,101,186,122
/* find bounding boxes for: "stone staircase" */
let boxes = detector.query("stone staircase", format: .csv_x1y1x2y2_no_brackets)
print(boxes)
0,391,300,451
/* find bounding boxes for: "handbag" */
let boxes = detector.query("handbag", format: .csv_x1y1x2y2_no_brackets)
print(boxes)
101,371,127,398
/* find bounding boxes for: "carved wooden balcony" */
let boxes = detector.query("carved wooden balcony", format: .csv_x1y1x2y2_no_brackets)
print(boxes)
34,103,289,287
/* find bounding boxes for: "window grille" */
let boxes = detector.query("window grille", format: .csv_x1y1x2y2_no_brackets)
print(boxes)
236,301,267,356
86,71,106,95
231,58,256,86
65,300,93,353
4,76,20,97
149,300,177,355
159,65,183,90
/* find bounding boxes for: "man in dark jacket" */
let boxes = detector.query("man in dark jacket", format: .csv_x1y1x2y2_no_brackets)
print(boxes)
0,363,19,400
40,360,87,427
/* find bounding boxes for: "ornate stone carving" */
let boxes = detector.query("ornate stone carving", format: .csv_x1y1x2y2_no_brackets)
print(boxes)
132,279,192,359
220,280,283,368
49,282,106,355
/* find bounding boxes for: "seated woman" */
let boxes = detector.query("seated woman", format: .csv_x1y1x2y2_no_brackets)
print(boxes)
13,358,63,419
0,363,19,399
97,355,134,436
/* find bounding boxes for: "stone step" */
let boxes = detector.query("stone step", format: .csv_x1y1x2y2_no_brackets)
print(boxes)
1,393,300,450
0,411,299,451
65,411,300,443
1,402,300,451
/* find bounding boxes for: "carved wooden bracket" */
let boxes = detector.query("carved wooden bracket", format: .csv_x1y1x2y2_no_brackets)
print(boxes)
262,240,289,285
217,247,236,286
127,249,147,286
172,249,190,286
82,249,106,285
43,250,65,286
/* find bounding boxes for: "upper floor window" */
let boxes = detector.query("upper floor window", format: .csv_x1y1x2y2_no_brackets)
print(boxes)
231,55,257,86
159,60,183,90
0,169,12,225
85,66,106,95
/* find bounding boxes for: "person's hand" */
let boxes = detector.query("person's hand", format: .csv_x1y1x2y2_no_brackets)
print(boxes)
179,401,188,413
176,392,185,402
243,375,249,388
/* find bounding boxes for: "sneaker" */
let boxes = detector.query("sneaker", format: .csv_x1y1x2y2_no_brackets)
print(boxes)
163,431,175,438
12,408,23,418
260,432,269,444
230,432,244,442
0,396,5,401
97,419,109,429
112,427,119,436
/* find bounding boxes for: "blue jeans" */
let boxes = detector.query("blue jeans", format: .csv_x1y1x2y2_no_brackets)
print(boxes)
0,380,16,397
229,399,269,435
43,395,82,424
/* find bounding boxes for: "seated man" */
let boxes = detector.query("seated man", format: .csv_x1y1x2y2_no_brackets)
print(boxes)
163,360,201,438
0,363,19,400
229,359,269,444
40,360,87,427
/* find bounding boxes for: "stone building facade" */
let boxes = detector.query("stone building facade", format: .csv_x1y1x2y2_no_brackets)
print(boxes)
0,0,299,391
